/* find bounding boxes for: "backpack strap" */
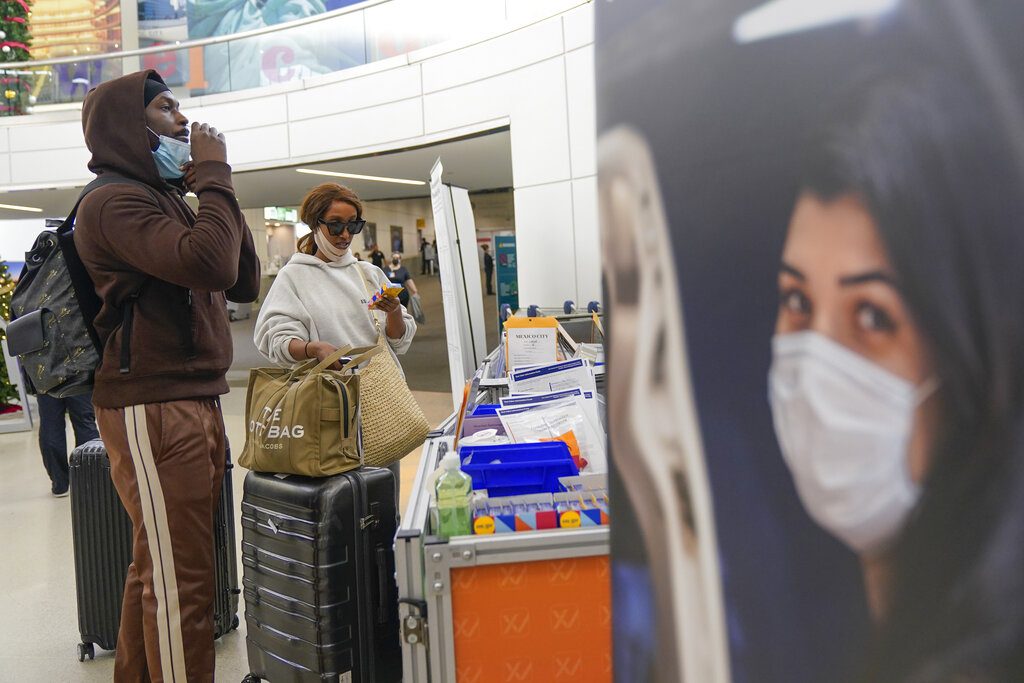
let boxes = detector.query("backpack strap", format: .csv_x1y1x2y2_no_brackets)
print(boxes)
119,291,141,374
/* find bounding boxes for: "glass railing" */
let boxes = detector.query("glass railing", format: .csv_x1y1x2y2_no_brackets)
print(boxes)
0,0,512,114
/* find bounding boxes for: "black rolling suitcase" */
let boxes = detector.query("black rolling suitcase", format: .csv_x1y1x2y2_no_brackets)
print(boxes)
240,468,402,683
69,439,240,662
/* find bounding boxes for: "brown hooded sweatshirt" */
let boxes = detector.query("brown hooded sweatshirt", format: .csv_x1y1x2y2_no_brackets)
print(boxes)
74,71,260,408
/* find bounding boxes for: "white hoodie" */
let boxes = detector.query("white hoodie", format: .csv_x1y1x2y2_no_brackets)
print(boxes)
253,251,416,367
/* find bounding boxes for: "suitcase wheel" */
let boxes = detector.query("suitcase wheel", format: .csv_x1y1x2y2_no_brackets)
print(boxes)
232,615,240,631
242,675,261,683
78,642,95,662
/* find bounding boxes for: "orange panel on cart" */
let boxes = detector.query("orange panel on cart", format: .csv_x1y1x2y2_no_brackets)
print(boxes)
450,555,611,682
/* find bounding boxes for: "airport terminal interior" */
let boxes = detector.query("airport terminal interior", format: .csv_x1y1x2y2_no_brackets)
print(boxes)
5,1,1024,682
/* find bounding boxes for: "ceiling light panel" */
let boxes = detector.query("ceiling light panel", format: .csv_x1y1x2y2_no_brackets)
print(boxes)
0,202,44,213
295,168,426,186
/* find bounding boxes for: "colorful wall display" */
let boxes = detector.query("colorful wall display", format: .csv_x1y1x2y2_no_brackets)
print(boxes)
18,0,122,106
137,0,364,94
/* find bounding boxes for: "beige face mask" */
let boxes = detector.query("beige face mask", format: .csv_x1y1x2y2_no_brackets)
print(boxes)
314,227,348,261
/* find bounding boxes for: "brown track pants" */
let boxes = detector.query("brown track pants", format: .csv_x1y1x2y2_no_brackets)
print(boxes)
96,398,226,683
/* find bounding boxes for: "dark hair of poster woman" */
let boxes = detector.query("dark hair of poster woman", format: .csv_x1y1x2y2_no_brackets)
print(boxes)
770,63,1024,682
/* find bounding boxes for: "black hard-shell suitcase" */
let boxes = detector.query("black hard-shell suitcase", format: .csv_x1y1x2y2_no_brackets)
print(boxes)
240,468,402,683
69,439,240,662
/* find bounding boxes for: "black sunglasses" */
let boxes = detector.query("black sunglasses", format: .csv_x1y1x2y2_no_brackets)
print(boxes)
318,218,366,235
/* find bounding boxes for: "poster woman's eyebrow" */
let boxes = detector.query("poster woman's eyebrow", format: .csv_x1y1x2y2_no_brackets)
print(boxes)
839,270,898,287
780,262,806,280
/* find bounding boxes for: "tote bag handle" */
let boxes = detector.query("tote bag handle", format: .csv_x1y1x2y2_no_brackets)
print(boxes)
294,344,354,377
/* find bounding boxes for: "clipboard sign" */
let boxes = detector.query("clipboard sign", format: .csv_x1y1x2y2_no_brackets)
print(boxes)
503,315,559,374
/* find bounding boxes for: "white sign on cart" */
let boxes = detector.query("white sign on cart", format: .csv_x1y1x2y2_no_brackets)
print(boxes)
429,159,489,409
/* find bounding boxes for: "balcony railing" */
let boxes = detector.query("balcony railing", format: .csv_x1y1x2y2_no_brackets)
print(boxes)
1,0,509,113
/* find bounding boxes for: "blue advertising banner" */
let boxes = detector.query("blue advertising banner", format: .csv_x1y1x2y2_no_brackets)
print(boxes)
495,234,518,328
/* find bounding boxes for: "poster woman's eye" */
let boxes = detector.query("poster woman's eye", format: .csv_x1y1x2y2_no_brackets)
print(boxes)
856,302,897,333
780,288,811,317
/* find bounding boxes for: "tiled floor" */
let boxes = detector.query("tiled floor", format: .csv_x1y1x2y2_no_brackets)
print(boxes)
0,386,452,682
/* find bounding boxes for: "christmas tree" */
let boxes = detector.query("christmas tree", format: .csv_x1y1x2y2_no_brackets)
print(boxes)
0,261,20,407
1,0,32,116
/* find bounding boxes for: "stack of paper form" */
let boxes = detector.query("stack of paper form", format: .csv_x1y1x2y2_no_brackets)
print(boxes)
494,359,607,474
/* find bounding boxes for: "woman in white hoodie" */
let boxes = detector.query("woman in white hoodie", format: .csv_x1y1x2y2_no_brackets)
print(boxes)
254,183,417,492
254,183,416,371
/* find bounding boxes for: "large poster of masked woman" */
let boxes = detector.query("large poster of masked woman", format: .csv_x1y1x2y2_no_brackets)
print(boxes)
597,1,1024,681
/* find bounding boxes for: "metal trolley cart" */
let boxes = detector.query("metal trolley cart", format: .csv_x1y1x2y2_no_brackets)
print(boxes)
396,385,611,681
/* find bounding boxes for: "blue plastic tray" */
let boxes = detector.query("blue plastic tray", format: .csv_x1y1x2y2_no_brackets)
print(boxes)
459,443,579,496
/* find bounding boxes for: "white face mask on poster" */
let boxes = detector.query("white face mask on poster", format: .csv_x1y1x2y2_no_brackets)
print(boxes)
768,331,937,556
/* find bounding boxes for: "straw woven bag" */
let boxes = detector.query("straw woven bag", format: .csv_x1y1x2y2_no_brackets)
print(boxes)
356,268,431,467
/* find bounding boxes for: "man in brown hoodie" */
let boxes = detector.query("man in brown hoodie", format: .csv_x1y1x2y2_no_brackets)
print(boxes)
74,70,260,682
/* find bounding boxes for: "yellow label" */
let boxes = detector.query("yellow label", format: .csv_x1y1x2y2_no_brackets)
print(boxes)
560,510,582,529
474,516,496,535
504,315,558,330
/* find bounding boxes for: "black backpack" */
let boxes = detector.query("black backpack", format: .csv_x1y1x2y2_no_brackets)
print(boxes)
6,175,155,398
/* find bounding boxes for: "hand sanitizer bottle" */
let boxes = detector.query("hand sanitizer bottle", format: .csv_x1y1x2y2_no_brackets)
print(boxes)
434,452,473,540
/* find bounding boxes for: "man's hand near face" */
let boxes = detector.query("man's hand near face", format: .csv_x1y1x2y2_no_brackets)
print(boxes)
181,123,227,193
190,122,226,165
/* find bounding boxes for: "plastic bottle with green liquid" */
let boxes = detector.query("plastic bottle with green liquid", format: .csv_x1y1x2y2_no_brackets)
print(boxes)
434,452,473,539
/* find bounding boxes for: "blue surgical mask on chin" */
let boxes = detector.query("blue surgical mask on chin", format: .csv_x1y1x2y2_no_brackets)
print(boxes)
149,127,191,179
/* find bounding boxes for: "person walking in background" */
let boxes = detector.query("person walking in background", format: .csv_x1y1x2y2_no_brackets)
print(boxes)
74,70,260,682
423,240,436,275
482,243,495,295
419,237,428,274
370,244,386,269
384,252,419,307
37,392,100,497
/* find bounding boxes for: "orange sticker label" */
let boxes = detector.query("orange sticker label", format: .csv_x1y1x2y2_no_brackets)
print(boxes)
474,515,496,535
560,510,582,528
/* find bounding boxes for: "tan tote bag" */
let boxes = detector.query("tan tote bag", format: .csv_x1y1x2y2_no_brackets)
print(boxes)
240,345,380,476
356,267,431,467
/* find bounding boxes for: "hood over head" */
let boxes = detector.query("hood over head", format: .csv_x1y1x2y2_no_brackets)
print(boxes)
82,70,169,187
